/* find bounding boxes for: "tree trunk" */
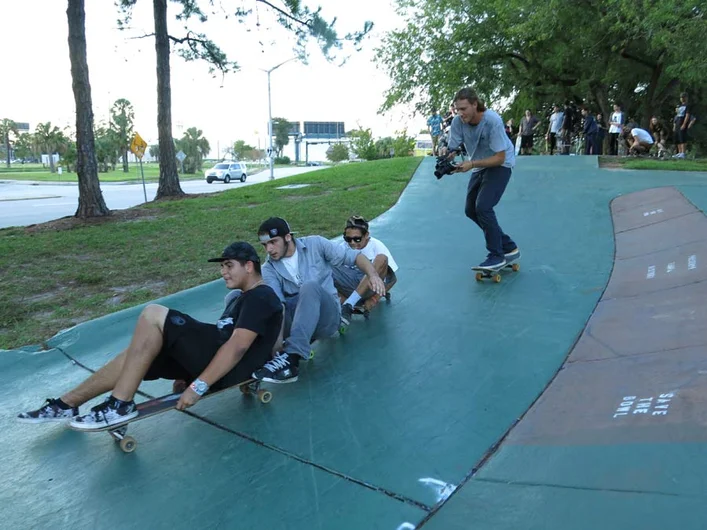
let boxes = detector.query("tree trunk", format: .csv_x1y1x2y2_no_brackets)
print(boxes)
4,133,10,168
48,146,56,173
154,0,183,199
643,62,664,128
67,0,110,218
123,149,129,172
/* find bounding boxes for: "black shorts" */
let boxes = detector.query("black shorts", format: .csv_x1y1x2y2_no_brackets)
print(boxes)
521,135,534,148
674,128,688,144
143,309,253,390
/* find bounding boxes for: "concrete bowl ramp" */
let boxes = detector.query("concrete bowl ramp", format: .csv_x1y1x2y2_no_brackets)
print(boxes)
432,186,707,529
5,156,707,529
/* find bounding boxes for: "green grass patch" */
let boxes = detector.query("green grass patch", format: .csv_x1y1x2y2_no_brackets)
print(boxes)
0,162,291,183
0,157,422,349
599,156,707,172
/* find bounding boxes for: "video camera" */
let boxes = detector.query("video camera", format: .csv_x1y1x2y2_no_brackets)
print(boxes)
434,150,460,179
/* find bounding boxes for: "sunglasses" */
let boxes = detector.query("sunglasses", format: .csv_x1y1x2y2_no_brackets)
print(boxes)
343,235,364,243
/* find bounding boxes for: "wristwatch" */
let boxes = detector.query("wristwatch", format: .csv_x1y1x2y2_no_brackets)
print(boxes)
190,378,209,396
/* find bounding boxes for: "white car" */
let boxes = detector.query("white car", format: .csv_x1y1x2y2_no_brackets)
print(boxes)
204,162,247,184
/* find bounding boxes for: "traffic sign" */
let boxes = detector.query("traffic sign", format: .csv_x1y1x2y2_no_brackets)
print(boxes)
130,132,148,159
176,150,186,162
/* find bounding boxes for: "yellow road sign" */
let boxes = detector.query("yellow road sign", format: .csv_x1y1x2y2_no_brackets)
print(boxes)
130,132,148,159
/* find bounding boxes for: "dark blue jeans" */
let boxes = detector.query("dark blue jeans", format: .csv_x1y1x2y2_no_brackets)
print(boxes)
465,166,516,260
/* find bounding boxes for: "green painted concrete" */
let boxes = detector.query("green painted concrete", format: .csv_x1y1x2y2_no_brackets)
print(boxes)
4,156,707,528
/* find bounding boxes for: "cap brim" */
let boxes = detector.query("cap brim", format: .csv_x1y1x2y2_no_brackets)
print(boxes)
207,257,228,262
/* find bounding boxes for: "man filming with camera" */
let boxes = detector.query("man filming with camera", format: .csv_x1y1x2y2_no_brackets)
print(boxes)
438,87,520,270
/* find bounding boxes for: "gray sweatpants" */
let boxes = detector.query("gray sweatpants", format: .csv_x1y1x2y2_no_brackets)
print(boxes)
283,281,341,360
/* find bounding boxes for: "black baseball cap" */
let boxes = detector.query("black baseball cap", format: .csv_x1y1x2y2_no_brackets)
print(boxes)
345,215,369,232
207,241,261,263
257,217,294,243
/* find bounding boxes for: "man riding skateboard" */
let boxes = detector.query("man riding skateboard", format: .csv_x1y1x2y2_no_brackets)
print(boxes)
441,87,520,270
17,241,283,430
252,217,386,384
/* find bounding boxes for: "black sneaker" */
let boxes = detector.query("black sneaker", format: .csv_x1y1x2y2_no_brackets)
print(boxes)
504,248,520,260
339,303,354,333
17,398,79,424
252,352,300,384
69,396,137,430
477,255,506,269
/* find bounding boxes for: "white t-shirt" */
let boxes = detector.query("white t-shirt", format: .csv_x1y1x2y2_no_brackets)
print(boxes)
280,248,302,285
609,112,624,133
631,128,654,144
549,112,564,134
340,236,398,272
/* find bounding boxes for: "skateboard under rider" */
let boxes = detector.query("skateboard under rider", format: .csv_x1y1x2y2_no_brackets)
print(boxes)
472,252,521,283
69,379,272,453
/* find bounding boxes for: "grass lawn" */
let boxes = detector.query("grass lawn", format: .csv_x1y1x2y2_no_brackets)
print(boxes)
598,156,707,171
0,162,304,183
0,157,422,349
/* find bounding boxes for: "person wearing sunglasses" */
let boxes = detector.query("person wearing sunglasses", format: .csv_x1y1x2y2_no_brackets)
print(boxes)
333,216,398,330
253,217,386,384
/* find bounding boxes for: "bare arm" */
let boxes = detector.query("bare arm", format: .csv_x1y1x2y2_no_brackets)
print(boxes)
176,327,257,410
354,253,386,296
453,151,505,173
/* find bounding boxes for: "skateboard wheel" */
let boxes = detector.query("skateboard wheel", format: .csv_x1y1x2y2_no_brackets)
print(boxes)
384,292,391,302
475,272,483,282
258,390,272,404
362,310,370,320
511,263,520,272
309,349,315,360
120,436,137,453
240,385,250,395
493,274,501,283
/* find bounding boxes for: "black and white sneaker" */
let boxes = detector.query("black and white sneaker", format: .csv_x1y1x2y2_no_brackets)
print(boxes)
339,303,354,333
69,396,137,430
17,398,79,424
252,352,300,384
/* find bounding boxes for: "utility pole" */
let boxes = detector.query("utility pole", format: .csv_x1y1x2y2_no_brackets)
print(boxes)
263,57,296,180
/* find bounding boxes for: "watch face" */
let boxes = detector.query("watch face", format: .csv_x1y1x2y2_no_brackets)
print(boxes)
192,380,208,395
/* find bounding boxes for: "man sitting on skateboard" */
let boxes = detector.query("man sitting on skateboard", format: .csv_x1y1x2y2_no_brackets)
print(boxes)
252,217,386,384
333,215,399,329
17,241,283,430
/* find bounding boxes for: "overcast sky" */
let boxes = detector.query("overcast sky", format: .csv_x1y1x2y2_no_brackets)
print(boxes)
2,0,425,158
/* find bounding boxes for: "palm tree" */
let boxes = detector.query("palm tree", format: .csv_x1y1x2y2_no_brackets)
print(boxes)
34,122,64,173
110,98,135,173
0,119,18,168
176,127,210,174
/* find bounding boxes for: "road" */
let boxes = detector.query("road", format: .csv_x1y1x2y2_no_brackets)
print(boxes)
0,166,325,229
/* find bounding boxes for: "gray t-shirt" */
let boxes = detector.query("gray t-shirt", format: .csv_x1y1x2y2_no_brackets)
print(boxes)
447,109,515,171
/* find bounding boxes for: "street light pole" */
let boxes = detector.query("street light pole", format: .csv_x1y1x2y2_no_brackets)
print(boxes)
263,57,296,180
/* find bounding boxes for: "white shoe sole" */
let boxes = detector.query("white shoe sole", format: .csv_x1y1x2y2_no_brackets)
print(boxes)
16,416,76,424
260,375,298,384
69,410,138,430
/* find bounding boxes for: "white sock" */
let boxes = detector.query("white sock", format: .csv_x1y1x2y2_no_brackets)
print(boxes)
345,292,362,307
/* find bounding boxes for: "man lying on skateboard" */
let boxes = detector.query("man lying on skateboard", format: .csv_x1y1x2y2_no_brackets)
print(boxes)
17,241,283,430
333,215,399,329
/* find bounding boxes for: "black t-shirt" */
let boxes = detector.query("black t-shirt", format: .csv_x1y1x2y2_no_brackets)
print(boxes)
218,284,283,367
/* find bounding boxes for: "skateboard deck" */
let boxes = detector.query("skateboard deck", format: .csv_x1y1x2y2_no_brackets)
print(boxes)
472,255,521,283
69,379,271,453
